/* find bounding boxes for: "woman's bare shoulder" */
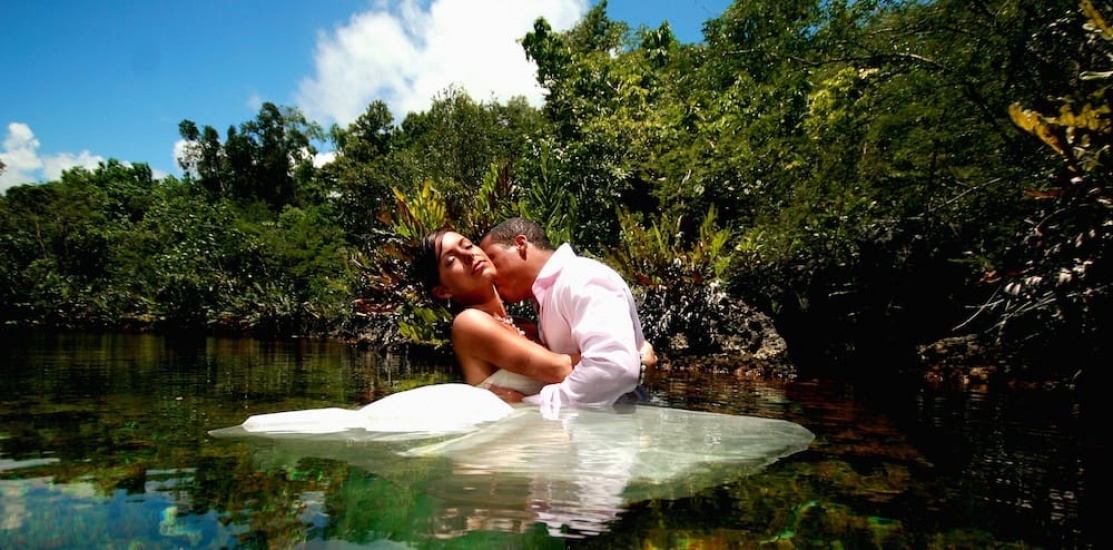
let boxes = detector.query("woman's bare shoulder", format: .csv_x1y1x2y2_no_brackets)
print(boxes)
451,308,494,333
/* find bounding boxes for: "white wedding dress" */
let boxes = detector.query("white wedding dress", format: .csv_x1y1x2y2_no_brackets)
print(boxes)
477,368,546,395
233,383,514,435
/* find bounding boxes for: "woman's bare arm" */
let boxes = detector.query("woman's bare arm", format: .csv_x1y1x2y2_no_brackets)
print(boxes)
451,309,575,383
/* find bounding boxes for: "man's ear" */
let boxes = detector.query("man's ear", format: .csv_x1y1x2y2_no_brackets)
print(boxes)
513,234,529,257
431,285,451,301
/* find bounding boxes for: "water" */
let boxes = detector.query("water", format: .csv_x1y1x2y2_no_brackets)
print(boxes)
0,330,1095,548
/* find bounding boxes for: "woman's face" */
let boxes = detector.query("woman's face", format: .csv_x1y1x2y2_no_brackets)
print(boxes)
434,231,496,302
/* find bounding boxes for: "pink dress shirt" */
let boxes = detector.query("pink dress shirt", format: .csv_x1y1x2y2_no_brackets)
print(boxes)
523,244,646,412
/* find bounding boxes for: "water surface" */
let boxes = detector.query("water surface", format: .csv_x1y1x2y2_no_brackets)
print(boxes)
0,330,1094,548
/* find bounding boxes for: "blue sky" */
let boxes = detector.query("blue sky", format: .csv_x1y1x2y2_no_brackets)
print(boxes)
0,0,731,192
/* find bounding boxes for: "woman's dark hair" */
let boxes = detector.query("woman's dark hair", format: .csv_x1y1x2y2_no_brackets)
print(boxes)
416,227,454,294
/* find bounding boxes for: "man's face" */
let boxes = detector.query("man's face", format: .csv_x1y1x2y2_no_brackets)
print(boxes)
480,236,532,303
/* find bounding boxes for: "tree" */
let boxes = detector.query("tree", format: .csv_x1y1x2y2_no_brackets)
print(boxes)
0,161,161,326
521,4,643,247
331,100,396,164
178,103,323,210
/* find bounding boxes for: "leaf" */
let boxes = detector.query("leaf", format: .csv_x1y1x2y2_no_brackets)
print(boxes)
1008,104,1066,156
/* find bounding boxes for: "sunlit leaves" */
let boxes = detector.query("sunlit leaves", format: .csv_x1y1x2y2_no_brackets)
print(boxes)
1009,102,1113,173
389,183,448,242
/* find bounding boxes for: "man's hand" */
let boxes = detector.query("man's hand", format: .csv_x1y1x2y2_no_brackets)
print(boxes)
639,341,658,370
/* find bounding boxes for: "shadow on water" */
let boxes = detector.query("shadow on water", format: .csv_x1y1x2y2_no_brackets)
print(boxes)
0,329,1096,548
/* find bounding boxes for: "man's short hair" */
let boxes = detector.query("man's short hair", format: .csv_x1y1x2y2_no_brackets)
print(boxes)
484,217,554,250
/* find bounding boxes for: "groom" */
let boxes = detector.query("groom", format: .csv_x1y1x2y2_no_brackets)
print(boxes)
480,217,649,411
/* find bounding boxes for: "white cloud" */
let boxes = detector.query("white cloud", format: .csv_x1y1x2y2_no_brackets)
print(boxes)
0,122,105,193
313,150,337,168
247,92,264,111
295,0,587,128
0,123,44,190
173,139,194,176
42,151,105,181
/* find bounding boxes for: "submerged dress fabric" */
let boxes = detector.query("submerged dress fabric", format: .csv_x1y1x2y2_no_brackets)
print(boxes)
212,383,815,504
212,383,815,536
212,384,815,537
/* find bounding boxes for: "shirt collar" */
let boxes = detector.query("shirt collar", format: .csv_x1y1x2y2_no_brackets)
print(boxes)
531,243,574,303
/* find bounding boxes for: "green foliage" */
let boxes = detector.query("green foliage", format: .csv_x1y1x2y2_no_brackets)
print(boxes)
356,182,455,348
143,191,243,329
396,304,450,349
235,204,356,335
512,139,578,247
388,182,449,242
473,163,518,229
521,5,644,248
0,157,355,337
397,87,543,197
323,90,545,251
0,161,162,326
966,0,1112,373
319,99,414,247
608,206,735,352
610,205,733,286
